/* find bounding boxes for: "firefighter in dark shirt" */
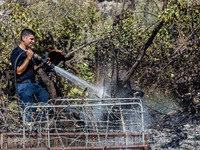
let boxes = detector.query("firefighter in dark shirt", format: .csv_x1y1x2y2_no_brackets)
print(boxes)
10,29,49,123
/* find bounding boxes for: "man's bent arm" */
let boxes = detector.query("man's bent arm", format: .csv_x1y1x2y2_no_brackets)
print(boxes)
17,58,32,75
17,49,33,75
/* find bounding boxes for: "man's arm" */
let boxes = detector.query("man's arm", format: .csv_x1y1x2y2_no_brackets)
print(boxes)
17,50,34,75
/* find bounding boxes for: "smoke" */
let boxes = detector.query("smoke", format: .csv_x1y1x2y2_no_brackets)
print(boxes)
142,92,180,129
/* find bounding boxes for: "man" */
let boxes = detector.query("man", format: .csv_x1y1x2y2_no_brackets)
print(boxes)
10,29,49,122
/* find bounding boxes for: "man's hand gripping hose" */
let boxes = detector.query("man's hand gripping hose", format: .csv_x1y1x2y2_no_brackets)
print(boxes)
33,53,55,69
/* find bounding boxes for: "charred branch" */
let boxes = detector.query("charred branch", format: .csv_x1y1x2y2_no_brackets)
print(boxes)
65,38,103,58
122,21,164,86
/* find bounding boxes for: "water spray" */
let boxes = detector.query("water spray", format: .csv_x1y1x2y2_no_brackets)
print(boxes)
34,53,109,98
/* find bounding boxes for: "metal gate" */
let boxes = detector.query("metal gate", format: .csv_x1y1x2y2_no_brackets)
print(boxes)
1,97,148,150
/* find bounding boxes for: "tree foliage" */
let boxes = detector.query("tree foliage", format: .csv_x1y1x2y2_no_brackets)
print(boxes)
0,0,199,108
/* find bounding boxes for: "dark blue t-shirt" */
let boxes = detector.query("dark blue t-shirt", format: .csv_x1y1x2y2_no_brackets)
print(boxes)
10,46,36,82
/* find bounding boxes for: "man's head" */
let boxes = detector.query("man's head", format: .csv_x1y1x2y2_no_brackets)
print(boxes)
20,29,35,49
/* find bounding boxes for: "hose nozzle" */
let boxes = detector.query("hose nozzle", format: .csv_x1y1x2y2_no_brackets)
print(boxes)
47,62,55,69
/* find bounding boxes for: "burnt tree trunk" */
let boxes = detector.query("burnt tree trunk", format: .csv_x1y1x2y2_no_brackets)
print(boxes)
110,41,121,97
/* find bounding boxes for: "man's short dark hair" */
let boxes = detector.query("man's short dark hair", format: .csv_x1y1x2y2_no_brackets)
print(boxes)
20,29,35,41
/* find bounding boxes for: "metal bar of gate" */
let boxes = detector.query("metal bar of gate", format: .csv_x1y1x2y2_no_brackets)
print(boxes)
1,133,148,149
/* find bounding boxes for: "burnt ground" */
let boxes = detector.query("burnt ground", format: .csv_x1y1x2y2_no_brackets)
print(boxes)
144,105,200,150
147,124,200,150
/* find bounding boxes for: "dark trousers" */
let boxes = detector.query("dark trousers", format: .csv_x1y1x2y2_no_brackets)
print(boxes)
18,79,49,122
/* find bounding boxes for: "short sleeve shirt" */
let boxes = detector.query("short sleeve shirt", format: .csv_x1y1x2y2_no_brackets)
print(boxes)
10,46,36,82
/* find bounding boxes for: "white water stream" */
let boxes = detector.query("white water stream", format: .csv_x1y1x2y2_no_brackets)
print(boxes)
53,66,110,98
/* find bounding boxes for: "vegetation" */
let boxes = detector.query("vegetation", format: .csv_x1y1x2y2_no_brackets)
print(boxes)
0,0,199,120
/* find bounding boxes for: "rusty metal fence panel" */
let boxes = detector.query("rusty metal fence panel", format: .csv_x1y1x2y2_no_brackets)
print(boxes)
1,97,148,149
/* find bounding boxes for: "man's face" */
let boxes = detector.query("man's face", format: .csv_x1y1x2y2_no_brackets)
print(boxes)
22,34,35,48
